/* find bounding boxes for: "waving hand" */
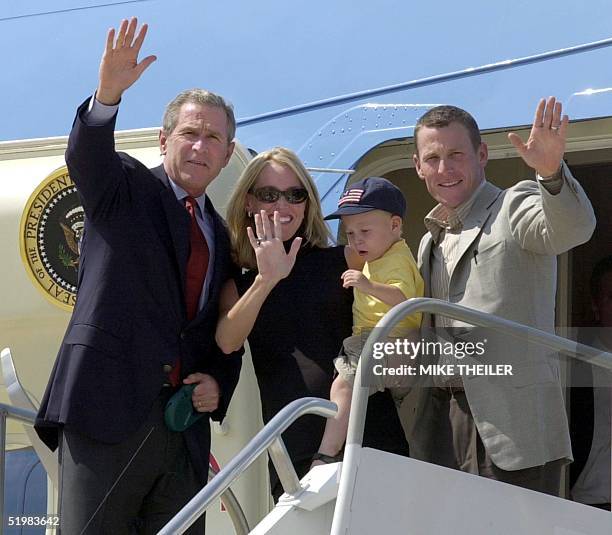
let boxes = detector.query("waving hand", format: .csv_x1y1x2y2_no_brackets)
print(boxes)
96,17,157,105
507,97,568,178
247,210,302,284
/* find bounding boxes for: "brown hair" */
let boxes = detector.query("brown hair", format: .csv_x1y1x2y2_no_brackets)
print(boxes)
162,89,236,142
414,105,481,154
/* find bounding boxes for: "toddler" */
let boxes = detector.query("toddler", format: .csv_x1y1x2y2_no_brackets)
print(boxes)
313,176,424,465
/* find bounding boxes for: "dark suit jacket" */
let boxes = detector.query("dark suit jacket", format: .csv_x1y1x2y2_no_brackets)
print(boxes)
35,98,242,485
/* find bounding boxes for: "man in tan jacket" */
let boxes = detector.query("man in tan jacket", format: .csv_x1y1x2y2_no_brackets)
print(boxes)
412,97,596,495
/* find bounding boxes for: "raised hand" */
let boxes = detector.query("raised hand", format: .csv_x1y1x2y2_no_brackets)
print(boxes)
507,96,568,178
247,210,302,284
96,17,157,105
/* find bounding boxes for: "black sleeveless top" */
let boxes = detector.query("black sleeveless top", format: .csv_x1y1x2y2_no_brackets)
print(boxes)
236,244,409,464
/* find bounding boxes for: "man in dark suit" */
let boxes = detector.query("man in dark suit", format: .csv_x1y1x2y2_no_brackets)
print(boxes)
34,18,242,533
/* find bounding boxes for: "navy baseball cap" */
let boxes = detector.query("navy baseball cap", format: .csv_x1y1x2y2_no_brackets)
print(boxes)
324,177,406,220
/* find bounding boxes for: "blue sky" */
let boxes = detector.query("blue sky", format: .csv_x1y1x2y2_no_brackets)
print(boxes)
2,0,612,151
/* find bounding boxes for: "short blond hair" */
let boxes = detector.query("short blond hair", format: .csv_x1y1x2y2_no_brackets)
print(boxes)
226,147,332,269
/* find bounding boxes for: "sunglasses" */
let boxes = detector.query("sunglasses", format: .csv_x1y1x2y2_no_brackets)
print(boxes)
249,186,308,204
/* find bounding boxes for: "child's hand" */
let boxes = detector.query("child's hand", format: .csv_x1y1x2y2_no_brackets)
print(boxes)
341,269,371,292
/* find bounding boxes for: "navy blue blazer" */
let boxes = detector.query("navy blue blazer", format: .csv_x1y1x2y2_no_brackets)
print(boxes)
35,99,242,485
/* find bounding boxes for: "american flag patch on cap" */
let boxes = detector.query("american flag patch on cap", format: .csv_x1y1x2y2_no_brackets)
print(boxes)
338,188,364,206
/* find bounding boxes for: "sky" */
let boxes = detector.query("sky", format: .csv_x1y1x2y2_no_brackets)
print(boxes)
2,0,612,152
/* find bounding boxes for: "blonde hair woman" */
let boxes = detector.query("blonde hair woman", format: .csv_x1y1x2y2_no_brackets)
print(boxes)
225,146,331,269
216,147,410,500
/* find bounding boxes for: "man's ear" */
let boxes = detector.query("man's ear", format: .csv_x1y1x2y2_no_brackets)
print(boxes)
223,141,235,167
159,129,167,155
391,215,403,233
478,142,489,168
413,153,424,180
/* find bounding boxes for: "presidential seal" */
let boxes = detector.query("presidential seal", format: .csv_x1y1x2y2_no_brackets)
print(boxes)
20,167,83,310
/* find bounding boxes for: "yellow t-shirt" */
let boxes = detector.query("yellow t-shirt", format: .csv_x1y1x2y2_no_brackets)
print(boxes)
352,239,424,336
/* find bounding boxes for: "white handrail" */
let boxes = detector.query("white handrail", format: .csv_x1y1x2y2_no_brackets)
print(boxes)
158,397,337,535
0,403,37,535
332,297,612,535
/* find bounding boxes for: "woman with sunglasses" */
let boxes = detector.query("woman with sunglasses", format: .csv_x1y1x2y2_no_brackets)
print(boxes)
216,147,409,499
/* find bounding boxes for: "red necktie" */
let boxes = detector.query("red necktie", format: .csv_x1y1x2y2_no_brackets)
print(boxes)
184,196,209,320
169,195,209,386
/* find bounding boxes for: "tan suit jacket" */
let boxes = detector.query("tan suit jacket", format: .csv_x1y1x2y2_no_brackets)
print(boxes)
415,164,596,470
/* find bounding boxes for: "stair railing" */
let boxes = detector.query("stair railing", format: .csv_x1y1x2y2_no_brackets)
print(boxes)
158,397,337,534
332,297,612,535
